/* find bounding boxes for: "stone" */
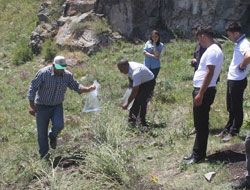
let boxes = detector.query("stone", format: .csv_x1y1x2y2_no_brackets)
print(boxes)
205,172,216,182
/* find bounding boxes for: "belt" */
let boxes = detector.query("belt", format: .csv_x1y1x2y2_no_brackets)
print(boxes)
194,86,216,90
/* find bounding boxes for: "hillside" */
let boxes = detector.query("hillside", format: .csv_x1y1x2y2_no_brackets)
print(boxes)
1,0,250,190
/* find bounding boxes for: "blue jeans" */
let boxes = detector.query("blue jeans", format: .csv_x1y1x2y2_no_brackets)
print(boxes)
36,104,64,157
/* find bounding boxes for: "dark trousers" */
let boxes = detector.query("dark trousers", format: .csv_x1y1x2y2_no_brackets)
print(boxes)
129,79,155,124
192,87,216,159
150,68,160,80
224,78,247,135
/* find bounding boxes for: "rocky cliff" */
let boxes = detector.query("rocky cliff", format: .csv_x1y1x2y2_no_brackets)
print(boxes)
95,0,250,40
30,0,250,55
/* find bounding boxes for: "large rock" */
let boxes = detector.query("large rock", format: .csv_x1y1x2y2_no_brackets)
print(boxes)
63,0,96,16
95,0,250,40
55,12,114,55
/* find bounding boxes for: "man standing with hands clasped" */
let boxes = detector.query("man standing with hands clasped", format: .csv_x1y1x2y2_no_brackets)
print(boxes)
28,56,96,159
184,25,224,164
216,22,250,142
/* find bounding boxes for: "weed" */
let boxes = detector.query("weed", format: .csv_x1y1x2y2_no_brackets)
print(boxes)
41,38,59,62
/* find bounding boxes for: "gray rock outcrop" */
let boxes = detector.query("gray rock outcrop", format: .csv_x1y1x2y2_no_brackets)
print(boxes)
95,0,250,40
31,0,119,55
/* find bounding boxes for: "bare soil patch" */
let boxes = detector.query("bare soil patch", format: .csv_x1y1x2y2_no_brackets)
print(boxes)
207,143,246,180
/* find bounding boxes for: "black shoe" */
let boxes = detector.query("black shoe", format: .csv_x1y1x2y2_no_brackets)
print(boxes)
186,156,204,165
232,178,250,189
128,118,136,125
40,153,50,161
183,155,193,160
49,134,57,149
141,121,149,127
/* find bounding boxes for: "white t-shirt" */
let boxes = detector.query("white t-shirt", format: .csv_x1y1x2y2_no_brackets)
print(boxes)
193,44,224,88
127,61,154,87
227,37,250,80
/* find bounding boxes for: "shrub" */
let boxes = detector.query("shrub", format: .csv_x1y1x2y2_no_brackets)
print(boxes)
12,38,33,65
41,39,58,62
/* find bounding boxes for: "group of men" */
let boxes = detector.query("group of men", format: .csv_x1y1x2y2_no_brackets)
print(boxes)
28,21,250,189
185,22,250,189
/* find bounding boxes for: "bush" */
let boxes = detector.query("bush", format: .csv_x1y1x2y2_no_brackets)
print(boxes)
41,39,58,62
12,38,33,65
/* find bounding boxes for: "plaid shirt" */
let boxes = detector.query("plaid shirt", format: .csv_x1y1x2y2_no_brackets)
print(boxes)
28,65,83,106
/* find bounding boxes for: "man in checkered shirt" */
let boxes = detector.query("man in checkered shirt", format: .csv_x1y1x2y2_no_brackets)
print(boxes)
28,56,95,158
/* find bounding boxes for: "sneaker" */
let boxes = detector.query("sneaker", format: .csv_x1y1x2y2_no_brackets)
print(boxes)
232,178,250,189
222,134,233,142
215,130,227,138
190,128,196,135
49,134,57,149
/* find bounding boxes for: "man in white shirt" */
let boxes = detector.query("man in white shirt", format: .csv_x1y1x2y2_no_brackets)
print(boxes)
224,22,250,190
216,22,250,143
184,25,224,164
117,59,155,127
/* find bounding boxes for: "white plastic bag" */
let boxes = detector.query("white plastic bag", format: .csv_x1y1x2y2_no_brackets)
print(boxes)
83,80,100,112
122,88,135,110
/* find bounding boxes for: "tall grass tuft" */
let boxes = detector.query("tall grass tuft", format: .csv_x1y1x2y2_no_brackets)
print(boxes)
41,39,59,62
12,38,33,65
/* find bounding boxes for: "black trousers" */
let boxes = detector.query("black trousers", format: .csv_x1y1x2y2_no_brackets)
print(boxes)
129,79,155,124
224,78,247,135
192,87,216,159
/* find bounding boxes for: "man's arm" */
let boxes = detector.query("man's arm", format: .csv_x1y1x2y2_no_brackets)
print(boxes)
80,85,96,93
122,86,139,110
195,65,215,106
28,71,43,116
29,100,36,116
239,50,250,71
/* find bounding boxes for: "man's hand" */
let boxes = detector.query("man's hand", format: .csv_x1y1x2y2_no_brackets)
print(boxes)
88,85,96,91
238,64,245,72
194,93,203,106
29,101,36,116
190,58,197,67
122,102,128,110
29,107,36,116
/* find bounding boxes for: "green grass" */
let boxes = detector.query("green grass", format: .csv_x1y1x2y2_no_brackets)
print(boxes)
1,0,250,189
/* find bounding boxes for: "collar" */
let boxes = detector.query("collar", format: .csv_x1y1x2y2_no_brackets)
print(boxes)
51,65,55,76
128,64,132,75
236,34,246,44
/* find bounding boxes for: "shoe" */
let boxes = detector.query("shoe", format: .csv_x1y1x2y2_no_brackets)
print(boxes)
49,134,57,149
128,118,136,125
232,178,250,189
40,153,50,161
141,121,149,127
190,129,196,135
222,134,233,142
215,130,227,138
186,156,205,165
183,155,193,160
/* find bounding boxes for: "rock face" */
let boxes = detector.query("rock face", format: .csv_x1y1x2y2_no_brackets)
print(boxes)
31,0,250,55
95,0,250,40
30,0,120,55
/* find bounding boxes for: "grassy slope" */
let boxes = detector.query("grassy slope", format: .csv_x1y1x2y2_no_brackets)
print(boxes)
1,0,250,189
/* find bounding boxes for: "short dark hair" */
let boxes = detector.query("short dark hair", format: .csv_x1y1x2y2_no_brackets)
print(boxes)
226,21,242,33
117,58,129,67
196,24,213,38
192,23,201,31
